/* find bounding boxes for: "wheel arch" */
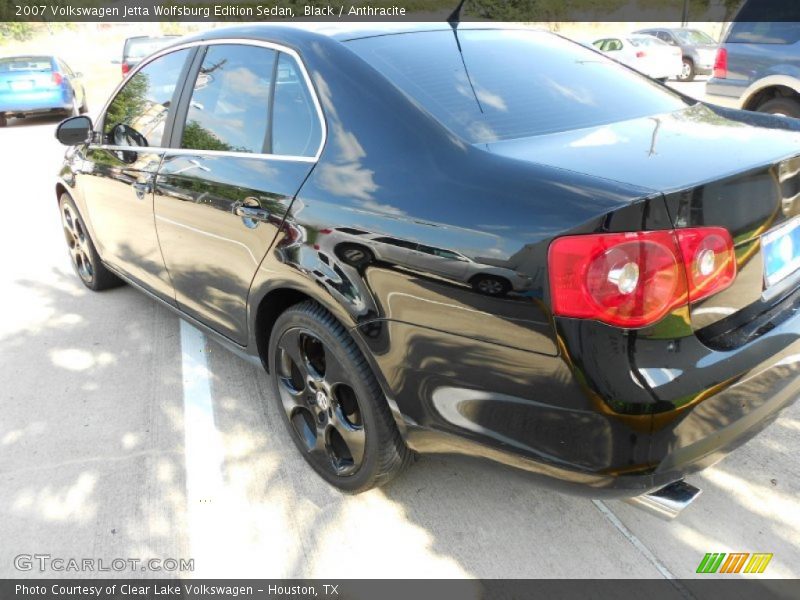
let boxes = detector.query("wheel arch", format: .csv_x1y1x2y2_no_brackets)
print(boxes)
741,76,800,111
249,279,409,436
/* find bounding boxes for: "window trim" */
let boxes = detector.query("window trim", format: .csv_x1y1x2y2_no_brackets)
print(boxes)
94,38,327,164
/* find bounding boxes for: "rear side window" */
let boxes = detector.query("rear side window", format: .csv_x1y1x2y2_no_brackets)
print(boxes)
272,53,323,157
347,29,687,143
103,48,190,147
180,44,276,154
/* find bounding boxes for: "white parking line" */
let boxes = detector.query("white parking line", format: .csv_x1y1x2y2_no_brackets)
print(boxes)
180,319,225,574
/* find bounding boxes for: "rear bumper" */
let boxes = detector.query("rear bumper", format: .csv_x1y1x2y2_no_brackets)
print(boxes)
0,88,72,114
705,77,746,109
364,291,800,498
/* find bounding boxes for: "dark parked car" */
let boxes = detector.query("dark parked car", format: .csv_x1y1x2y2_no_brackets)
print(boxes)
634,27,718,81
54,25,800,513
115,35,179,77
0,55,87,126
706,0,800,117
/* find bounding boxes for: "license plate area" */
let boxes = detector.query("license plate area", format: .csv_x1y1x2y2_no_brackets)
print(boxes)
762,217,800,288
10,80,34,91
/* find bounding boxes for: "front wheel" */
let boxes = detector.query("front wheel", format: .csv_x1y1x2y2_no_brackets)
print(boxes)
471,275,511,296
268,301,411,493
59,194,122,291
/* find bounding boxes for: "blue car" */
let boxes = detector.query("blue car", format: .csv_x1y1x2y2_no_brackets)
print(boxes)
0,55,88,127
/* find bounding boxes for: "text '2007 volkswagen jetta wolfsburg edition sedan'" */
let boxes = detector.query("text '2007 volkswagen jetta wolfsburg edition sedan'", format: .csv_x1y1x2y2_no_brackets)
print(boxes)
55,24,800,514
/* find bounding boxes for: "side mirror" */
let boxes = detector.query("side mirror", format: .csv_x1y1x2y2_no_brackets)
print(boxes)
56,115,93,146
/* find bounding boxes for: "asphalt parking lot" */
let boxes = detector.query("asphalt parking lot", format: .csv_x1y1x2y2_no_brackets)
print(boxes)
0,77,798,582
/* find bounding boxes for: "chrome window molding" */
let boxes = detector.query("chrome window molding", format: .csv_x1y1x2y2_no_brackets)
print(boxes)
95,38,327,163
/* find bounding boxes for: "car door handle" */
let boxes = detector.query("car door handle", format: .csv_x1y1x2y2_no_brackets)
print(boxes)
234,205,271,222
132,181,152,200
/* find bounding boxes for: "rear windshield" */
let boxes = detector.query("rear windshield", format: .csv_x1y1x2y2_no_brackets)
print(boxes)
0,56,52,72
674,29,716,45
125,37,177,59
728,0,800,44
346,29,688,143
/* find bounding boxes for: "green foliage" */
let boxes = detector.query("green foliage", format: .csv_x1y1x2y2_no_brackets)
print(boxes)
104,74,149,135
181,120,236,152
0,22,35,42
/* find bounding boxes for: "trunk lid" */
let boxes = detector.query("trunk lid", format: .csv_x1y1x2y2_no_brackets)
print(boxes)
0,57,56,93
484,103,800,336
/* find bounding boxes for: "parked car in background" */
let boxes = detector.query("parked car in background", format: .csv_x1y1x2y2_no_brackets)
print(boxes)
706,1,800,118
115,35,180,77
634,27,717,81
0,55,87,127
53,25,800,512
591,35,682,81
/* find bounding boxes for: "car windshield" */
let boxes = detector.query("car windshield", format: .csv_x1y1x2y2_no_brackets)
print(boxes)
347,29,688,143
674,30,716,45
125,38,176,59
0,56,52,72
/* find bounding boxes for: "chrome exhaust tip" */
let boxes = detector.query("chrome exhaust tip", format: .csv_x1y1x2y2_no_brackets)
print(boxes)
628,480,702,520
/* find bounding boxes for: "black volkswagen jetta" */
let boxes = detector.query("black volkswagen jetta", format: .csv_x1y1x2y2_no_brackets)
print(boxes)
55,25,800,505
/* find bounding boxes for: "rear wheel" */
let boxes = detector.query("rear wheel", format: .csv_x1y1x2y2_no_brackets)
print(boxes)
678,58,695,82
268,301,411,493
59,194,122,291
757,97,800,119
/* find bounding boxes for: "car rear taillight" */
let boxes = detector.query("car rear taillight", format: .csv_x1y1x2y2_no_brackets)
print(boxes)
636,51,647,58
713,47,728,78
121,62,131,76
548,228,736,328
52,72,63,85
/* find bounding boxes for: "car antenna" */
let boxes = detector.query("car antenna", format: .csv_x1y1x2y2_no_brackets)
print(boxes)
446,0,484,114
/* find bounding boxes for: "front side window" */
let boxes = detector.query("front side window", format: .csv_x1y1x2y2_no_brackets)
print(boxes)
103,48,190,147
180,44,276,154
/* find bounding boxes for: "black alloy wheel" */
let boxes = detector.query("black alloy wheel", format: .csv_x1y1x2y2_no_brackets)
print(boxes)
269,301,411,492
59,194,122,291
335,243,374,269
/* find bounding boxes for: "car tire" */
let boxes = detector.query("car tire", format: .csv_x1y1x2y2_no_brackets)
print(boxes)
678,58,695,82
79,95,89,114
268,300,411,493
335,243,374,269
59,193,123,291
471,275,512,296
757,97,800,119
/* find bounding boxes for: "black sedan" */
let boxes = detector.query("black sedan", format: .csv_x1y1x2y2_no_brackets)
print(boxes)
54,25,800,509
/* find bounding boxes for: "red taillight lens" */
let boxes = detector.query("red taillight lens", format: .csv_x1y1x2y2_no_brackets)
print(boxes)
52,72,63,85
713,47,728,78
548,228,736,328
675,227,736,303
636,51,647,58
121,62,130,76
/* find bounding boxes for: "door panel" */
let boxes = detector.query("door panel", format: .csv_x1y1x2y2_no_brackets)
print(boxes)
154,43,322,344
154,154,312,342
78,47,193,302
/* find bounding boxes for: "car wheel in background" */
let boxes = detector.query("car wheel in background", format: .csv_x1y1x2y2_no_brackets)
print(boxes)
80,94,89,114
757,97,800,119
677,58,695,82
471,275,512,296
268,300,411,493
335,243,374,269
59,194,123,291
